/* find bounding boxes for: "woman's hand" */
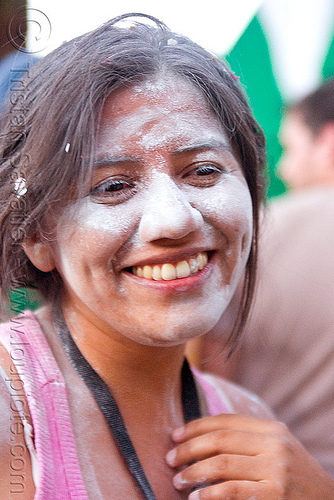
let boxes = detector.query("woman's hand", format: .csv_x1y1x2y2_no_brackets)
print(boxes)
166,414,334,499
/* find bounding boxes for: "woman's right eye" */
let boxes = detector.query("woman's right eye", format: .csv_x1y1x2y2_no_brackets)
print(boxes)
90,178,135,203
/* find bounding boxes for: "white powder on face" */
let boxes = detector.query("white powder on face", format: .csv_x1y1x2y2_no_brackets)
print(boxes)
110,75,214,155
198,177,253,246
66,198,134,234
138,120,222,153
100,75,229,162
132,175,252,342
54,75,254,348
138,172,204,243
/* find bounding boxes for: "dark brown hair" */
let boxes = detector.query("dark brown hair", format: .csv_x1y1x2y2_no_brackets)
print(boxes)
0,13,266,344
289,77,334,135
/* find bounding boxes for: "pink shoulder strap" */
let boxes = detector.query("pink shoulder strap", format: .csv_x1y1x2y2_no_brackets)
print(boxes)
0,311,88,499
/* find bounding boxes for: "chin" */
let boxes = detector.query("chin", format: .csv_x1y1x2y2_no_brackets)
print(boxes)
134,316,221,347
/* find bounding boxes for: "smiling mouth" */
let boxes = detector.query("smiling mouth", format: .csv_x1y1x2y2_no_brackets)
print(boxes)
128,252,209,281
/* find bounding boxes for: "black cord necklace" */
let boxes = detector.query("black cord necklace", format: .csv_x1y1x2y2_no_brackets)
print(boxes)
52,304,201,500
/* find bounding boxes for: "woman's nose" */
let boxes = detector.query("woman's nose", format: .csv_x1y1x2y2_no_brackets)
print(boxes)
138,173,204,242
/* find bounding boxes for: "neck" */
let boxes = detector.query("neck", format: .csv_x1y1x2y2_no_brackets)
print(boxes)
60,302,187,424
51,300,199,500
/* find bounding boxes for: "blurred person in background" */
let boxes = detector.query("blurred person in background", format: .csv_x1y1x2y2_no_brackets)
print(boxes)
187,76,334,478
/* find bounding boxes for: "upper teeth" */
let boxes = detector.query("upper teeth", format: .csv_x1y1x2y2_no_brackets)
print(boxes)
132,252,208,281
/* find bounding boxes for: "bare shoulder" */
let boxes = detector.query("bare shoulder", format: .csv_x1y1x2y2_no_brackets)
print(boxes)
200,371,274,419
0,345,35,499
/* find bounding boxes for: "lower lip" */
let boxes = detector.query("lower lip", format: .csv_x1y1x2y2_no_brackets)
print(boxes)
122,254,216,293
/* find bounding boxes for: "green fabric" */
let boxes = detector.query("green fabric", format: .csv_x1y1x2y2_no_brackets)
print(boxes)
225,16,286,198
224,16,334,199
322,26,334,80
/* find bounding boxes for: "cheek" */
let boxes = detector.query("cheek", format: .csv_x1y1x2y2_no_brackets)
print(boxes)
52,199,139,277
192,180,253,294
196,180,253,247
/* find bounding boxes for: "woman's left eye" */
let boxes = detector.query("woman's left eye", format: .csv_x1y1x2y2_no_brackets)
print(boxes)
184,164,224,185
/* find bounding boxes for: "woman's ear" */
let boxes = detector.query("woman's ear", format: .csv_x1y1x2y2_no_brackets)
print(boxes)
23,236,56,273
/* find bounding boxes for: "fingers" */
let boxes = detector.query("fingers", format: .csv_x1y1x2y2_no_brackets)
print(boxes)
188,480,275,500
166,429,268,467
171,414,287,444
169,452,285,499
172,453,265,489
166,414,334,499
166,414,290,471
165,414,293,499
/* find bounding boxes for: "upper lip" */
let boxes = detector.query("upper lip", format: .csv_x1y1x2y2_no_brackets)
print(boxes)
120,246,216,270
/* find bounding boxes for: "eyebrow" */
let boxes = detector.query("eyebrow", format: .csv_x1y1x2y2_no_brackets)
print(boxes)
93,155,139,169
172,139,233,156
93,139,234,169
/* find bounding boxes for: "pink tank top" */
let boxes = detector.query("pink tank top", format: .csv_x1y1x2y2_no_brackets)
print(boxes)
0,310,230,499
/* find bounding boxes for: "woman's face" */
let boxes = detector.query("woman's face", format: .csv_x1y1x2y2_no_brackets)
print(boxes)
48,75,253,346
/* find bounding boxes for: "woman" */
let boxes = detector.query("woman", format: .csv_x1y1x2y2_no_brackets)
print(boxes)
0,13,333,499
